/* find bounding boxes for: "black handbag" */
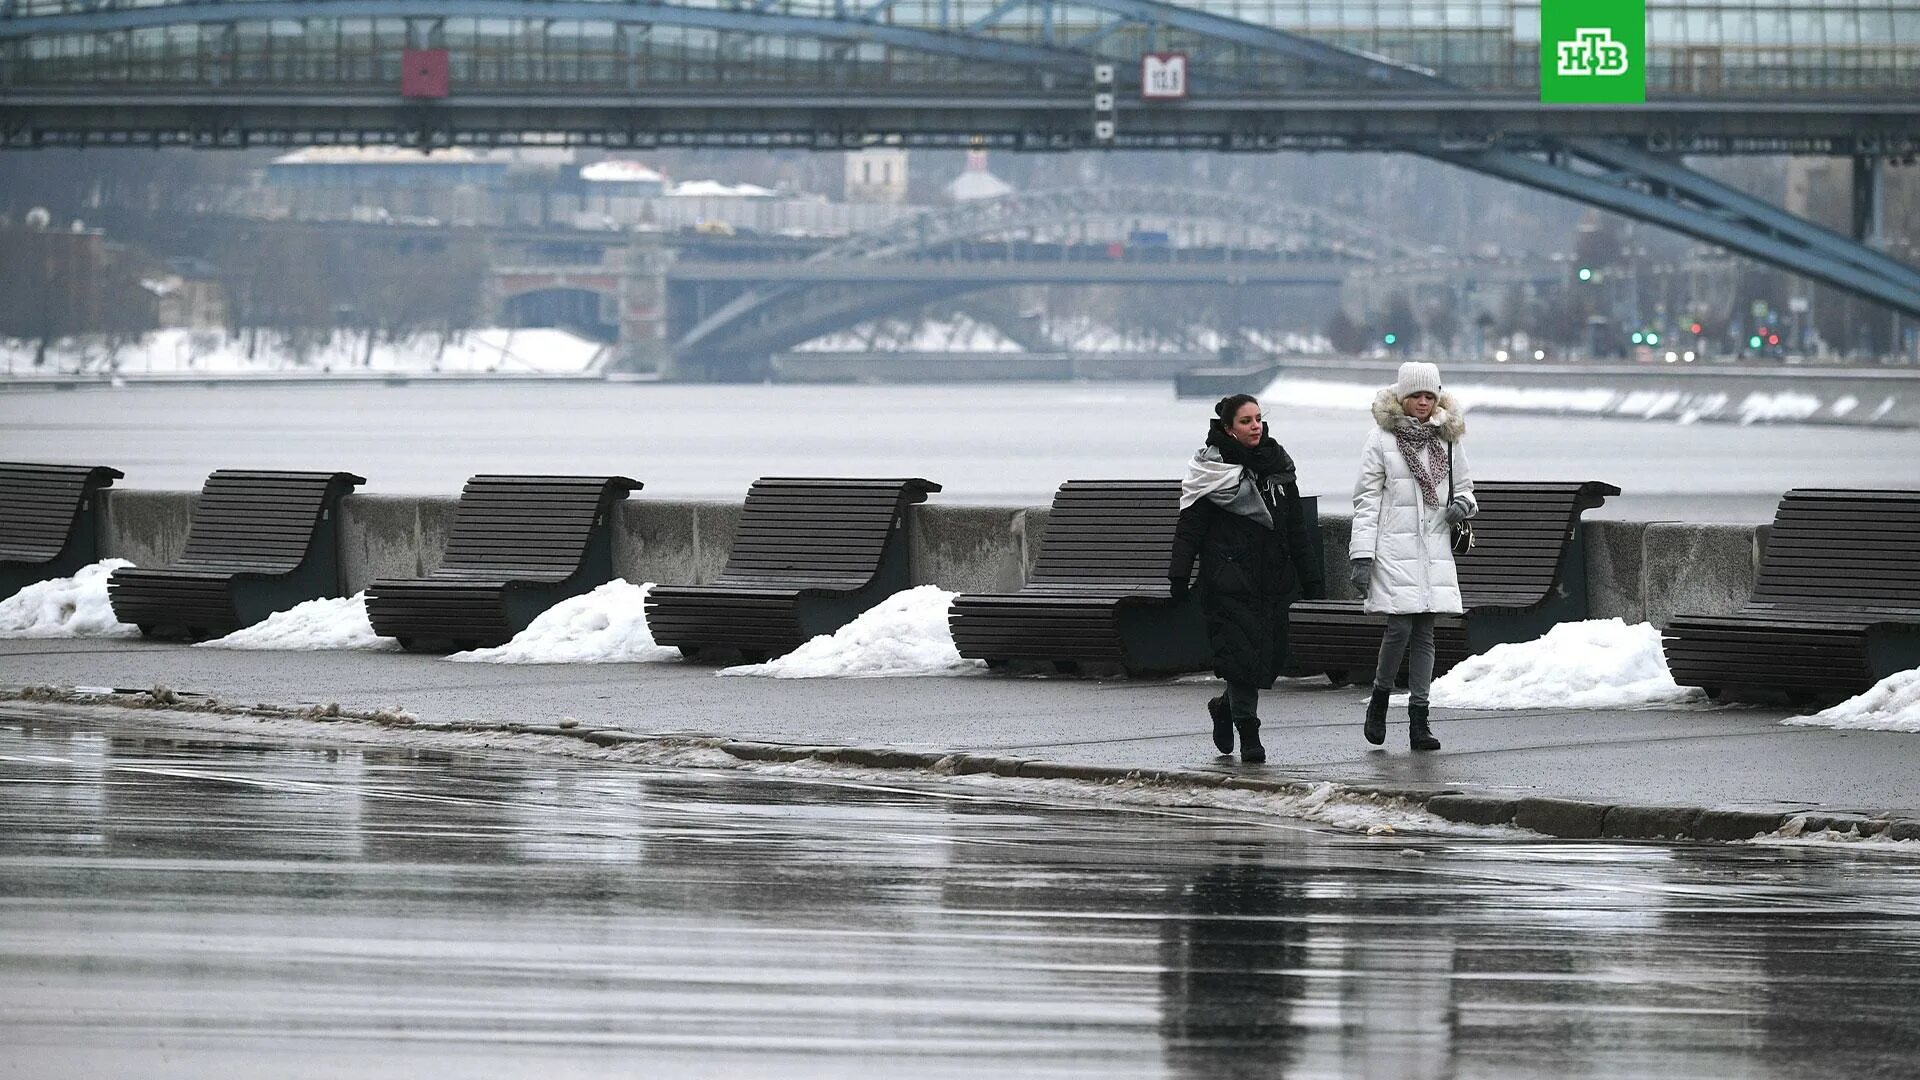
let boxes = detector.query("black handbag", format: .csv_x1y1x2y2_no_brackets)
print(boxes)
1446,443,1474,556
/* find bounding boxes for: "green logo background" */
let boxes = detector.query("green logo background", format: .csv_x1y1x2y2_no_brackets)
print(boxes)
1540,0,1646,103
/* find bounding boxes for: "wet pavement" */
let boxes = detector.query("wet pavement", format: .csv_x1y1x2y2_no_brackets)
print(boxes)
4,709,1919,1079
8,637,1920,819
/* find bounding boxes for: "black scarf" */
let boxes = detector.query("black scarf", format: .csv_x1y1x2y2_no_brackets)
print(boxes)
1206,421,1296,485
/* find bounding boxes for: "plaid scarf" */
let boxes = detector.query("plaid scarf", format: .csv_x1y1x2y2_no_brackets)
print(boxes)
1393,418,1449,508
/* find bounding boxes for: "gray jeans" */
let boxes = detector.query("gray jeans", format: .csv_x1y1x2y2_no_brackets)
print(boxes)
1373,613,1437,707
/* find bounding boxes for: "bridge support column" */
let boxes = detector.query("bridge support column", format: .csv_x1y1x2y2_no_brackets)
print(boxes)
1852,155,1884,245
617,232,674,375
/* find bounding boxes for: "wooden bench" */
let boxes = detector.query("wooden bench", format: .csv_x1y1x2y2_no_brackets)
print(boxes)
1663,488,1920,700
644,477,941,661
364,474,640,651
947,480,1257,677
1289,481,1619,683
0,462,123,598
106,470,365,639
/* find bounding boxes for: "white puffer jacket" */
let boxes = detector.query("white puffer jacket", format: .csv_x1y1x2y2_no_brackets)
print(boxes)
1348,389,1475,615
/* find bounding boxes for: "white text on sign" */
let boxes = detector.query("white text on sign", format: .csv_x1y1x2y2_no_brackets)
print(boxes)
1141,53,1188,100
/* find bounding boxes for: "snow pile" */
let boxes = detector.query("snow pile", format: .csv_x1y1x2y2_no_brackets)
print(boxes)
0,559,139,638
197,593,399,651
1430,618,1706,710
1784,669,1920,733
1736,390,1823,424
721,586,984,679
1258,374,1889,428
668,179,777,198
1,327,605,377
449,580,679,664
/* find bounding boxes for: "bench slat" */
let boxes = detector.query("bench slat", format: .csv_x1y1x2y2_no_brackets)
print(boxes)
1664,487,1920,695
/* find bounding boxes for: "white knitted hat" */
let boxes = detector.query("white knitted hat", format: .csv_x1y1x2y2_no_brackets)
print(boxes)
1393,361,1443,399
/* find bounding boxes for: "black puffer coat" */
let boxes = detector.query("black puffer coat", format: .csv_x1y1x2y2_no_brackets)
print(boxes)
1168,427,1324,688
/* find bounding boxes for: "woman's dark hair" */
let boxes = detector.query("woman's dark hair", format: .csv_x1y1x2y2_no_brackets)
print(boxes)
1213,393,1259,424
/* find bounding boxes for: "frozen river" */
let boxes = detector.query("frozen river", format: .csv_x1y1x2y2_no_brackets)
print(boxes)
2,380,1911,520
4,711,1919,1079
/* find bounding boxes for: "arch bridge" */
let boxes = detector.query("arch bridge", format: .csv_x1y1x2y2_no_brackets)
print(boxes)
673,184,1429,377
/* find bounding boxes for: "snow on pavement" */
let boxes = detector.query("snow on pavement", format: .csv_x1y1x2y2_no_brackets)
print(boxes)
1784,669,1920,733
197,593,399,651
449,580,679,664
0,559,139,638
1430,618,1707,710
720,585,984,679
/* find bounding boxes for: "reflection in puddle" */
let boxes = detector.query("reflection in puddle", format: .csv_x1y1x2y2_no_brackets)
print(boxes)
2,712,1917,1079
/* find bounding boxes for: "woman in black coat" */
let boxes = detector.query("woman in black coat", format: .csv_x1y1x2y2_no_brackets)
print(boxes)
1167,394,1324,763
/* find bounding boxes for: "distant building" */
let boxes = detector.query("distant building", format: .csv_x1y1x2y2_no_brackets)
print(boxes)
0,222,153,342
946,150,1012,202
141,257,228,330
844,148,909,204
579,159,667,198
263,146,511,190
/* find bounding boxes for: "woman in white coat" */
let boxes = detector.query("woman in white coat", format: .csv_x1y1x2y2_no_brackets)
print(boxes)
1347,361,1476,751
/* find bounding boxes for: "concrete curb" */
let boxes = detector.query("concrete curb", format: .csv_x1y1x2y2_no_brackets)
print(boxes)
3,684,1909,846
719,739,1901,844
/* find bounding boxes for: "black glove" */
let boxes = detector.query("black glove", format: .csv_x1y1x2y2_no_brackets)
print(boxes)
1443,497,1471,525
1168,576,1190,601
1348,558,1373,595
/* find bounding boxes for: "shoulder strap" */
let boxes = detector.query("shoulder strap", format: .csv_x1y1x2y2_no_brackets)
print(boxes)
1447,442,1454,503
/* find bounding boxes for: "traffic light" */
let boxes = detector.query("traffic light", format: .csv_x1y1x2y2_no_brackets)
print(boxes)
1646,332,1660,346
1689,322,1703,335
1383,333,1397,346
1577,267,1594,282
1630,332,1644,344
1749,335,1764,349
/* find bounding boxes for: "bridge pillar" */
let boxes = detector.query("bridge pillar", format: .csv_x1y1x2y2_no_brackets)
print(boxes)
616,232,674,375
1852,155,1884,246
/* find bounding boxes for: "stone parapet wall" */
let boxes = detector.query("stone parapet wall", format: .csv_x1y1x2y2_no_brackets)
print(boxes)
93,493,1762,626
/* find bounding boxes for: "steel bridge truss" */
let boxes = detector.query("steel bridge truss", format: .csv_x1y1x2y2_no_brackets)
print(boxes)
6,0,1918,152
674,185,1412,371
4,0,1919,318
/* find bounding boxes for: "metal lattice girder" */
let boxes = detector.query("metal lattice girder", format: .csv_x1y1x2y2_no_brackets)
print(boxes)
821,185,1419,261
1433,140,1920,318
0,0,1085,72
1561,138,1920,298
686,281,966,377
5,0,1918,314
675,185,1413,359
0,0,1457,95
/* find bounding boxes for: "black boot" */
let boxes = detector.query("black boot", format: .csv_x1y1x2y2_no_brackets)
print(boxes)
1408,703,1441,752
1237,720,1266,764
1208,694,1234,755
1363,688,1390,746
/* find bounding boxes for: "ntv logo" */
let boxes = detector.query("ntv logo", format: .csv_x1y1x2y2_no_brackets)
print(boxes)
1539,0,1643,102
1556,28,1631,77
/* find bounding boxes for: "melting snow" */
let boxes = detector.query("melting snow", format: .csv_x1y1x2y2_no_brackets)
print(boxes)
1261,374,1886,428
1430,618,1706,710
0,559,139,638
1784,669,1920,733
449,580,679,664
198,593,398,651
721,585,984,679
